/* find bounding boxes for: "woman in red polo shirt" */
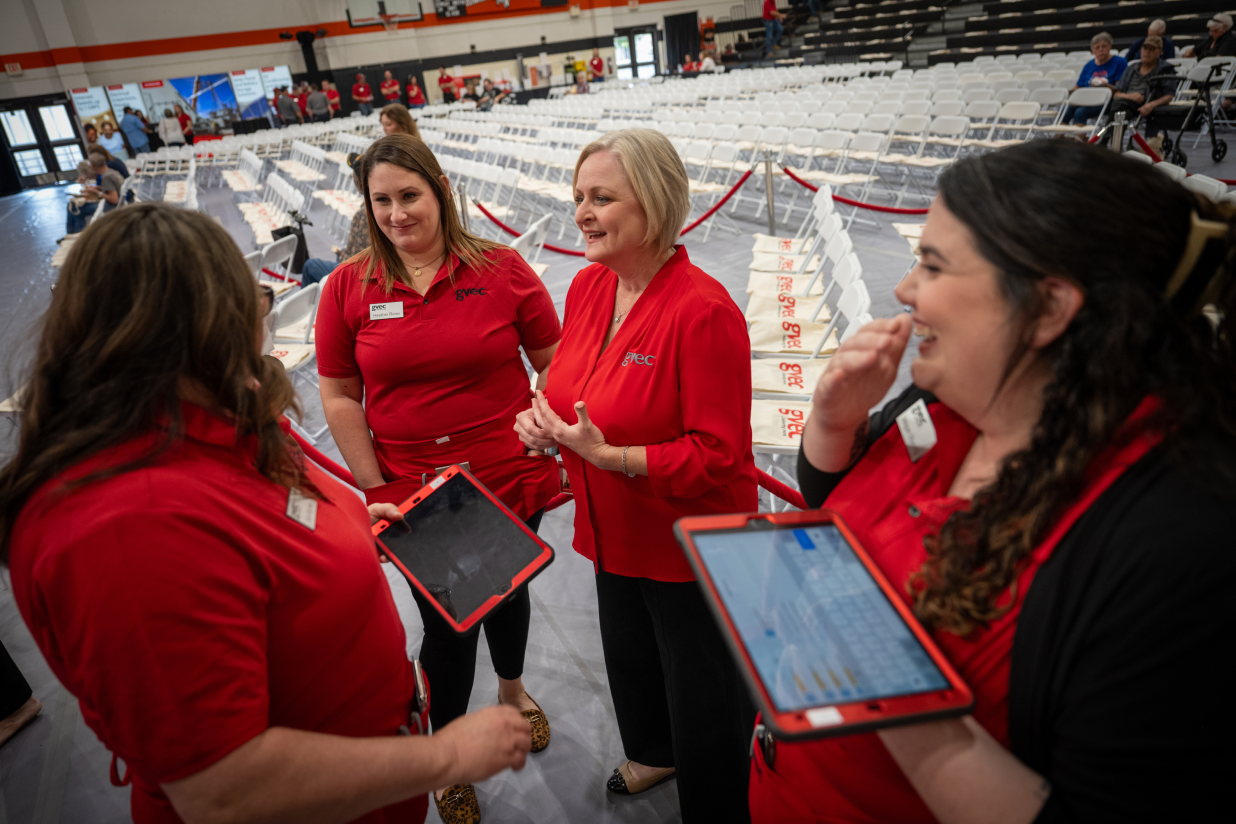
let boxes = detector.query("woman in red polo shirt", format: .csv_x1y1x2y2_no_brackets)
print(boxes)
407,75,426,108
0,204,532,824
315,134,560,824
173,103,194,144
325,79,342,115
751,141,1235,821
515,129,757,824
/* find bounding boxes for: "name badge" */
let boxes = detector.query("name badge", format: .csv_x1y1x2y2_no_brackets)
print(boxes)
369,302,404,320
895,398,937,463
286,488,318,531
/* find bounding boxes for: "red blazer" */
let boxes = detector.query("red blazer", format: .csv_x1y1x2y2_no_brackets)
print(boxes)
546,246,758,582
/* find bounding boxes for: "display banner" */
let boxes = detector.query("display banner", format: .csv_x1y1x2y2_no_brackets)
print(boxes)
68,86,117,133
230,69,271,119
169,73,240,132
433,0,543,18
105,83,145,117
260,66,294,100
138,79,183,127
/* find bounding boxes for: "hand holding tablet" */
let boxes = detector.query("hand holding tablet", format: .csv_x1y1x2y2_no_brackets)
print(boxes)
371,466,555,634
675,510,973,740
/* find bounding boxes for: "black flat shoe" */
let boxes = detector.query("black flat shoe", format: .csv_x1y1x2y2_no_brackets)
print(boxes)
606,761,675,795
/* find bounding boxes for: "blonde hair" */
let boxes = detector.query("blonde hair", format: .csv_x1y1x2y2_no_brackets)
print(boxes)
380,104,421,139
356,134,502,293
573,129,690,254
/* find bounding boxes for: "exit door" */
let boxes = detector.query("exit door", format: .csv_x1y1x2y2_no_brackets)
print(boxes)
0,95,84,189
613,27,660,80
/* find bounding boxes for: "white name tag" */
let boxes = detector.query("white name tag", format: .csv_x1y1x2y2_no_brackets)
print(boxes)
369,301,404,320
286,488,318,531
895,398,938,463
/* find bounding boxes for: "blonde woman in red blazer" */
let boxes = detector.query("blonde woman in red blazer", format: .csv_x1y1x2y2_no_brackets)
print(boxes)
516,129,757,824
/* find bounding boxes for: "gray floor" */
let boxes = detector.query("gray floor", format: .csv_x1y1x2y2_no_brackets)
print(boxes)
1,134,1233,822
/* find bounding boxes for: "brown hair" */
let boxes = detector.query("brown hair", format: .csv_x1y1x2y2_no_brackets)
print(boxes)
356,134,503,293
0,204,307,563
379,103,421,139
573,129,691,254
86,144,112,163
913,140,1236,636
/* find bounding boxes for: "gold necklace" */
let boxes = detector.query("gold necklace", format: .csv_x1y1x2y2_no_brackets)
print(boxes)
407,252,444,280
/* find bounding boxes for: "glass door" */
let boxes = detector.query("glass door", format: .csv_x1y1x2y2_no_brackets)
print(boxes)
0,97,83,189
614,26,660,80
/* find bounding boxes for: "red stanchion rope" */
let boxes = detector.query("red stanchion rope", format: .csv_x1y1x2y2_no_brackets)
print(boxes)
289,429,359,489
778,165,930,215
471,167,755,255
471,201,586,256
679,168,755,234
757,469,807,511
1132,133,1162,163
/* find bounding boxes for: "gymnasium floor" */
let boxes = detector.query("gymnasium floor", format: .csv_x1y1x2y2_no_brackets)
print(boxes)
0,136,1231,822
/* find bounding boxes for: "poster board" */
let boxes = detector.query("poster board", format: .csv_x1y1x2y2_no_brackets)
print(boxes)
68,87,117,134
260,66,294,102
138,80,183,127
105,83,145,118
168,73,240,132
230,69,271,120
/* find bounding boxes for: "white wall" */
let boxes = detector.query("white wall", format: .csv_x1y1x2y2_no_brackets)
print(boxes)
1,0,735,100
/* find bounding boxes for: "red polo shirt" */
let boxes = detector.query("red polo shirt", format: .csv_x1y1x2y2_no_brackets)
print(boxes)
315,249,561,447
590,56,604,79
294,91,308,113
381,79,401,101
407,84,426,105
9,403,426,824
326,88,341,110
353,82,373,102
545,246,758,582
747,397,1162,823
763,0,777,19
438,74,454,93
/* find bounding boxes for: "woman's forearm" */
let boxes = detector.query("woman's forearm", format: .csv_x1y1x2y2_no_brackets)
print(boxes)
321,396,385,489
802,414,868,474
589,444,647,476
878,717,1049,824
165,728,455,824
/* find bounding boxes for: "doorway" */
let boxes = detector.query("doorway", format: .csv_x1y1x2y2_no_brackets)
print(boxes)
613,26,661,80
0,95,84,189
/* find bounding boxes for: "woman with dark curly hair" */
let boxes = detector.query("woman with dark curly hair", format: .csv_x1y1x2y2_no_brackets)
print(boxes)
749,140,1236,822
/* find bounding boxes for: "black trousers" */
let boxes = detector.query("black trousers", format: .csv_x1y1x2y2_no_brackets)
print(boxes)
412,509,543,732
596,571,755,824
0,640,32,718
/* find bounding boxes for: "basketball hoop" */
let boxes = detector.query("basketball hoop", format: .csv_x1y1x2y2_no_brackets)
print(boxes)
379,13,398,34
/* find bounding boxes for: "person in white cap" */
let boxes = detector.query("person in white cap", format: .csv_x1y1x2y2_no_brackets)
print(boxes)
1182,13,1236,59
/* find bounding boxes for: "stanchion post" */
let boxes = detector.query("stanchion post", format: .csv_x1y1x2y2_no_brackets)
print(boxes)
457,183,470,232
1109,112,1126,153
763,152,776,236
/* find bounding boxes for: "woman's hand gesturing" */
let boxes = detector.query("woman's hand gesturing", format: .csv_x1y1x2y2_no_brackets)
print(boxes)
811,315,911,432
514,405,557,454
531,390,610,466
803,315,910,473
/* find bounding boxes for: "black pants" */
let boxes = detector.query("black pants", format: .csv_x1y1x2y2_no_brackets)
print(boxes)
0,640,32,718
413,508,543,732
596,571,755,824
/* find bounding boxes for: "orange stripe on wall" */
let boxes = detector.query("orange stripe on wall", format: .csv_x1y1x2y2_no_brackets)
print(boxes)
1,0,675,70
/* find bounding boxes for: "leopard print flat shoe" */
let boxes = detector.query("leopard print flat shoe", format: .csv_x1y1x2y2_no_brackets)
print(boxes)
499,691,551,753
434,783,480,824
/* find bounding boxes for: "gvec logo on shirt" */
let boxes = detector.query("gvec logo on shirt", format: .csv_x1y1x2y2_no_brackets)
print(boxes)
621,351,656,367
455,287,488,301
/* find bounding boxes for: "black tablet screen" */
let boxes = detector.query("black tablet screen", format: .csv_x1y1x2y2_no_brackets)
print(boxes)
376,473,546,623
694,524,949,712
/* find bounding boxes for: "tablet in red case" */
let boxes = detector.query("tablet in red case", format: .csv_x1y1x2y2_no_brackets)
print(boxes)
371,466,555,635
674,509,973,740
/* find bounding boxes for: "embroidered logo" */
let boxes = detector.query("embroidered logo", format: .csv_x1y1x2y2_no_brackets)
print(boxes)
621,351,656,367
455,287,488,301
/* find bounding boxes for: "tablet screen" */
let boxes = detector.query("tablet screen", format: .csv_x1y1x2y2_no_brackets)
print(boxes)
376,473,545,623
694,524,949,713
